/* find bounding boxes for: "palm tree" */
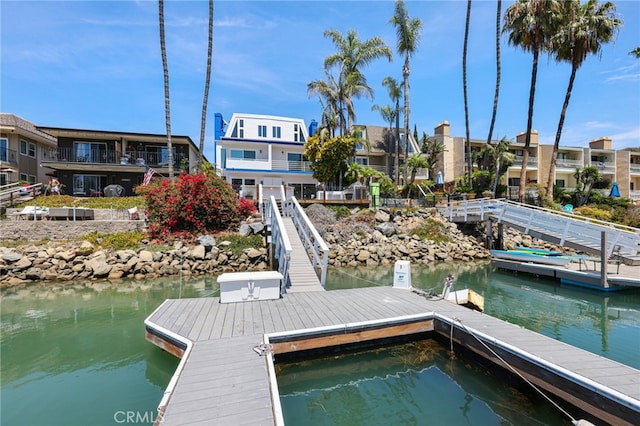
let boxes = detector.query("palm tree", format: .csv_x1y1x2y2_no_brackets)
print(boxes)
390,0,422,184
484,0,502,170
322,29,392,135
406,153,429,197
503,0,560,202
491,137,515,196
197,0,214,174
382,76,402,184
463,0,472,184
159,0,174,179
545,0,621,201
308,71,341,138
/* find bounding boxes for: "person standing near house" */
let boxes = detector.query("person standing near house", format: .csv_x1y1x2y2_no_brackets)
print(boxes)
48,177,60,195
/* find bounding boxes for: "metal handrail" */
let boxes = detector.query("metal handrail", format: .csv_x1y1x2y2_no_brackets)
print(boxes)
267,195,292,289
440,198,640,257
289,196,330,287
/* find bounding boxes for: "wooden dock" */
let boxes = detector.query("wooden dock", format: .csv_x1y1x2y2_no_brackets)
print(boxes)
145,286,640,426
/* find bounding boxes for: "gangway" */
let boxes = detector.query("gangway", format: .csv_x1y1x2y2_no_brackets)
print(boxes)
263,190,328,293
440,199,640,264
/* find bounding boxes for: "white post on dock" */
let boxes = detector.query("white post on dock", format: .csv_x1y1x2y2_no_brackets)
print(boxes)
600,231,609,289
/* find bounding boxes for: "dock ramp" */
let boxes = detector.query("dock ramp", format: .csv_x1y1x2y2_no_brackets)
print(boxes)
440,199,640,264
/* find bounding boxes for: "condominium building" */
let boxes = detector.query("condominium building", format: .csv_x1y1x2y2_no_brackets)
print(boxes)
432,120,639,201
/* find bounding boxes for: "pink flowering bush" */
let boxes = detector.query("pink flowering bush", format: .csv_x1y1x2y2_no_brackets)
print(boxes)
237,197,257,218
137,172,240,239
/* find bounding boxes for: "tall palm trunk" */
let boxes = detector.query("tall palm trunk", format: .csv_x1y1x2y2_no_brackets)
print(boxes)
159,0,174,179
197,0,214,174
463,0,472,184
484,0,501,170
518,47,539,203
402,57,409,184
395,97,400,185
546,64,577,201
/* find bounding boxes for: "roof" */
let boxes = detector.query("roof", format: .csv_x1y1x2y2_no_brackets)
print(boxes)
0,113,58,145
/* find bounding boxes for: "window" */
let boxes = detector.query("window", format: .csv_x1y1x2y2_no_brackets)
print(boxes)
29,142,36,158
272,126,281,138
0,173,8,186
231,178,242,190
555,179,565,188
72,175,103,196
355,157,368,166
258,125,267,137
230,149,256,160
0,138,7,162
244,179,255,185
20,173,28,182
355,143,364,150
287,153,307,171
230,119,245,138
74,141,106,162
28,175,36,184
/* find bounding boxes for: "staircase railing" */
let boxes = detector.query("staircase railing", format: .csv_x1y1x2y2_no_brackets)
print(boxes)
265,195,292,289
284,195,330,287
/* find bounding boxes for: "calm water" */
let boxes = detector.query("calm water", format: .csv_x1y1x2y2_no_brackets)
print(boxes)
1,263,638,425
277,340,571,426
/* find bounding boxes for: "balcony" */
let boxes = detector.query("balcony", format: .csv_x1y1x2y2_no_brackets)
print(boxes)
42,147,188,170
555,158,583,169
630,190,640,201
512,156,539,168
225,158,313,173
629,165,640,174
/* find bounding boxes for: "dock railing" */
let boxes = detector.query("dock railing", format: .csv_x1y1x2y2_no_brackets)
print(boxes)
440,198,640,258
266,195,292,289
284,195,330,287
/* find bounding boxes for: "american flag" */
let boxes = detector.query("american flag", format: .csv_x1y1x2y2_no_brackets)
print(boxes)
143,167,156,185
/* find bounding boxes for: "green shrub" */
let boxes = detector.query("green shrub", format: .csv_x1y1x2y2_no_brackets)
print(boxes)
84,231,145,250
218,234,264,257
328,205,352,220
409,218,451,244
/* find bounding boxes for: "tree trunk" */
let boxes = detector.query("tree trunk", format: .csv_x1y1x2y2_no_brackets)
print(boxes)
159,0,174,179
546,64,577,201
484,0,501,171
403,55,410,185
395,98,400,185
463,0,472,184
518,47,539,203
197,0,214,174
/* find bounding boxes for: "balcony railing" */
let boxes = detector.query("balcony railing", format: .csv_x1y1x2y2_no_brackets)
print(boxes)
512,156,538,167
629,165,640,174
555,158,583,168
42,147,188,169
629,190,640,201
226,158,313,173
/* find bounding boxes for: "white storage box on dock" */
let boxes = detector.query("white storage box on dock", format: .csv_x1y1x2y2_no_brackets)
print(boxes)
393,260,412,289
218,271,283,303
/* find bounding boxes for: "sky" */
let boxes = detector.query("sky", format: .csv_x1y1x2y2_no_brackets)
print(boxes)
1,0,639,164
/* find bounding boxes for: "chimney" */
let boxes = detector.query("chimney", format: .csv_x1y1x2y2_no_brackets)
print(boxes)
308,119,318,136
434,121,450,137
589,137,612,150
516,130,538,145
214,113,225,140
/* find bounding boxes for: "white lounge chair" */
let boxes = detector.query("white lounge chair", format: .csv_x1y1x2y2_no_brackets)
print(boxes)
13,206,49,220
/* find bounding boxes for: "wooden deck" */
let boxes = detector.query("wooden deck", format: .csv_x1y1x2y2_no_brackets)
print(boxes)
281,217,324,293
145,286,640,426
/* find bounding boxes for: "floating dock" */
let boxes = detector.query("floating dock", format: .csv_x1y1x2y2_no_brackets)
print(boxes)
145,286,640,425
492,258,640,291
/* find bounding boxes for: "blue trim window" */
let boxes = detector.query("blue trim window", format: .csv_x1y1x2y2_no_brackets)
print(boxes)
272,126,281,139
355,157,368,166
230,149,256,160
294,124,301,142
258,125,267,137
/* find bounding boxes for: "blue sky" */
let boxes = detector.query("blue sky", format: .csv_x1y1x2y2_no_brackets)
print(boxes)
2,0,639,163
